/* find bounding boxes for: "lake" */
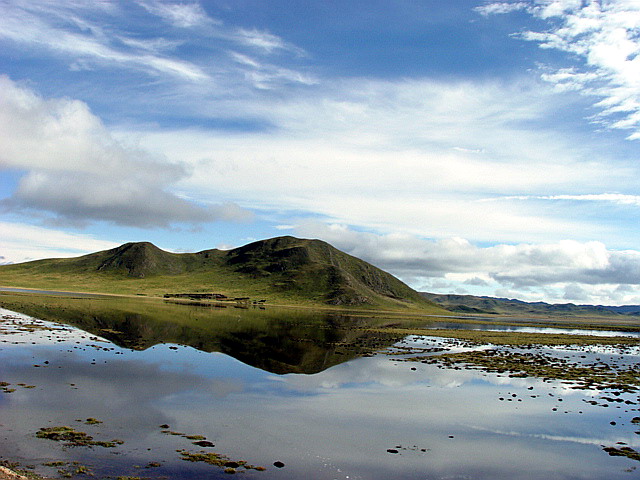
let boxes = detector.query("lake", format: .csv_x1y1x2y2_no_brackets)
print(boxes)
1,293,639,479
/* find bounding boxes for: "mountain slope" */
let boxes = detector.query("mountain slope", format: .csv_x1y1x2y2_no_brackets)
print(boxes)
0,236,444,311
225,236,429,306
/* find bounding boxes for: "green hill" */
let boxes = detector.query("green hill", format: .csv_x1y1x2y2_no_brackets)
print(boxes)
0,236,446,312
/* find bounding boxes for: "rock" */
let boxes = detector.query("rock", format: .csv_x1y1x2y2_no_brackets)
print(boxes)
193,440,215,447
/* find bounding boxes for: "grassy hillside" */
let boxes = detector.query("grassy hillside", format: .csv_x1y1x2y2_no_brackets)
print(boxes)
0,236,447,313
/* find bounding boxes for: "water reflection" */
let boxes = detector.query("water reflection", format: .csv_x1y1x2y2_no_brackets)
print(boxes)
0,293,401,374
1,299,640,479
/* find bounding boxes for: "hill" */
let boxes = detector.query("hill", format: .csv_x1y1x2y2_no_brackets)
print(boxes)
0,236,445,312
421,292,640,317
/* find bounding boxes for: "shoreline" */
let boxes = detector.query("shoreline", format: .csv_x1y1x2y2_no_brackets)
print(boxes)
3,286,640,332
0,466,30,480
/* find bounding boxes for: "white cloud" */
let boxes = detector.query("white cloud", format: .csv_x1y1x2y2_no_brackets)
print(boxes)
0,1,312,91
0,76,251,227
136,0,215,28
0,221,119,264
232,27,308,58
293,222,640,305
480,0,640,139
489,193,640,206
475,2,528,16
137,0,304,57
130,77,630,243
6,171,253,228
235,28,289,52
0,3,209,81
229,51,318,89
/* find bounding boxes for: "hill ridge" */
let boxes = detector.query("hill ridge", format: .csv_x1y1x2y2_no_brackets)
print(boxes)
421,292,640,317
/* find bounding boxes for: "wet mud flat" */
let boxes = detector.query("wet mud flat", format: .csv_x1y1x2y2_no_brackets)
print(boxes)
1,301,640,479
389,334,640,464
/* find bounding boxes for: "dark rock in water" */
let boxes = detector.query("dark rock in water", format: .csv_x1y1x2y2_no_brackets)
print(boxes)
193,440,215,447
224,461,240,468
387,449,398,454
159,424,170,429
273,461,285,468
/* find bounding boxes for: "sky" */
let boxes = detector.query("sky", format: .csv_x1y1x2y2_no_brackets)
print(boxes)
2,0,640,306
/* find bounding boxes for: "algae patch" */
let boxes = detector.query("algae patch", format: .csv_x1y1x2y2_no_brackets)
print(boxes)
412,349,640,392
178,449,266,474
35,426,124,448
43,461,93,478
602,445,640,462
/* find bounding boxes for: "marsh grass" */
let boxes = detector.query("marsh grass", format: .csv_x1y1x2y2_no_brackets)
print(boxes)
178,449,266,473
412,349,640,392
376,326,640,346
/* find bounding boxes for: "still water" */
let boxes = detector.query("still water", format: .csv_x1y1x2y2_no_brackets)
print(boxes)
0,295,639,479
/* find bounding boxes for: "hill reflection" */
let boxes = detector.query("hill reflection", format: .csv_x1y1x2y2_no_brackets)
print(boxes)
0,293,402,374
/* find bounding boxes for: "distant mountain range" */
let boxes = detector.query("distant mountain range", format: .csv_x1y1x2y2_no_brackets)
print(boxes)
0,236,444,312
421,292,640,317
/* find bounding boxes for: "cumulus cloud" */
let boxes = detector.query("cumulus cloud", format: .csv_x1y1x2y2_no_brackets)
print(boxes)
294,222,640,305
0,76,251,228
5,171,247,228
563,283,590,302
479,0,640,139
463,277,491,287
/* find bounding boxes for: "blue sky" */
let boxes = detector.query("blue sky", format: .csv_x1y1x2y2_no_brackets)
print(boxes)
2,0,640,306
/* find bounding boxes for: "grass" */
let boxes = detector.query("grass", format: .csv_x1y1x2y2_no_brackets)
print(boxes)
0,269,444,312
374,326,640,346
410,349,640,392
